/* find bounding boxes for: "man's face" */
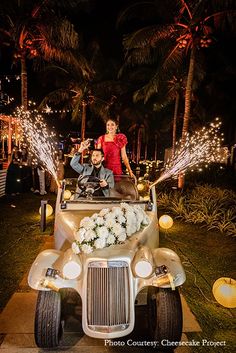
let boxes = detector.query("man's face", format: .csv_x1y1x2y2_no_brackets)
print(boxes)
91,151,103,166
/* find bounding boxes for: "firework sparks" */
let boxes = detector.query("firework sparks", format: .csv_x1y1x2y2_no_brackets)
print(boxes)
16,107,59,185
151,118,228,188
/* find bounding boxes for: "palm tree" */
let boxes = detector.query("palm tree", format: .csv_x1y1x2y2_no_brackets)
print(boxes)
154,74,186,156
0,0,90,109
39,38,139,143
118,0,236,187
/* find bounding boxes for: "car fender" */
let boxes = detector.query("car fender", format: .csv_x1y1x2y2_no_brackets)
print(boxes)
28,249,76,291
152,247,186,287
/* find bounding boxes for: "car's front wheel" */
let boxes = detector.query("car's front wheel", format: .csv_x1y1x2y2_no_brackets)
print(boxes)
34,290,63,348
147,287,182,350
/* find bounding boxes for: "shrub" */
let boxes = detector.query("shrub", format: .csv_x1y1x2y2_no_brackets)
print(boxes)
157,185,236,237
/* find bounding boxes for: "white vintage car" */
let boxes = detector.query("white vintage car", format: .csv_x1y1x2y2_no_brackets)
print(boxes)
28,176,186,349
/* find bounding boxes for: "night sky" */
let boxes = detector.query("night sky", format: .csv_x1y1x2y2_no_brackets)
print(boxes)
0,0,236,158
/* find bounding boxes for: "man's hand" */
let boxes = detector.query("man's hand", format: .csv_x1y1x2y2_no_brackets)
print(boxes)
99,179,108,188
78,139,91,153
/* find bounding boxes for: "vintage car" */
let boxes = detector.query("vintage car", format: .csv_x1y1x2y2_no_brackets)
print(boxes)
28,175,186,349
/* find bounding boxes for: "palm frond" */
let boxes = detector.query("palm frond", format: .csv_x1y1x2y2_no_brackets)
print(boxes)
71,100,83,123
162,44,185,71
123,24,176,50
116,1,157,29
39,88,72,108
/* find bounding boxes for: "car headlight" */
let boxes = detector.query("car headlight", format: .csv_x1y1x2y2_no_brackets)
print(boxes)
62,249,82,279
132,246,154,278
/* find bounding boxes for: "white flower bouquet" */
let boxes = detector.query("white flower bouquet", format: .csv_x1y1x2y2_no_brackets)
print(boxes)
72,203,150,254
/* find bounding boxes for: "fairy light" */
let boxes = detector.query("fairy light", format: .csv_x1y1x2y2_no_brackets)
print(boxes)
15,107,59,186
151,118,228,187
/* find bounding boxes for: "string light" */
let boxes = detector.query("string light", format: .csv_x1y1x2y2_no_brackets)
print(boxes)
0,74,21,82
28,101,71,114
151,118,228,187
15,107,59,185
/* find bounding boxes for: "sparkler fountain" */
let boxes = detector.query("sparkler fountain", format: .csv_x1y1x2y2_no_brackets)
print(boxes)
15,108,227,191
150,118,228,188
16,107,60,187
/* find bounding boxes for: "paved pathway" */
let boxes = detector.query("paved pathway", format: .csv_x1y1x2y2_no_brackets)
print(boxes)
0,237,201,353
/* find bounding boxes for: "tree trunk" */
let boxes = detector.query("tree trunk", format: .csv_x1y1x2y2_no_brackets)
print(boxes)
154,134,158,161
21,55,28,110
80,100,86,163
132,131,136,161
136,127,142,163
178,48,195,189
144,141,148,160
8,116,12,163
172,92,180,157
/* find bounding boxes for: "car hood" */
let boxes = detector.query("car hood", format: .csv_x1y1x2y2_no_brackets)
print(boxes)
54,209,159,252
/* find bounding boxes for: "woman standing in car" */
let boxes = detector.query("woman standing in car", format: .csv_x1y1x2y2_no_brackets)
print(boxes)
96,118,135,178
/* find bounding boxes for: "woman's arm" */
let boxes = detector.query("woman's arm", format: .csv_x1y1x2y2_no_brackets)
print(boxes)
121,146,135,178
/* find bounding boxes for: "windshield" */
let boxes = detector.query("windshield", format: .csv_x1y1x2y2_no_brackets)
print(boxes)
61,176,150,203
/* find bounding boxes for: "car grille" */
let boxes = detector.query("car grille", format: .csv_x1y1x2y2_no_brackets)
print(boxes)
87,261,130,329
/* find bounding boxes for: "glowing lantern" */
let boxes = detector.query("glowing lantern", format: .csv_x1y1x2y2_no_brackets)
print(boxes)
137,183,145,191
212,277,236,308
159,215,173,229
39,204,53,218
64,189,72,200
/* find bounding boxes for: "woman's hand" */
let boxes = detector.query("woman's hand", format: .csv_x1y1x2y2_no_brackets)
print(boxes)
129,171,137,184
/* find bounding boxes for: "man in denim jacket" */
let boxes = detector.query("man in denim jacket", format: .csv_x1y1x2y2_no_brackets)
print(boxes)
70,139,114,197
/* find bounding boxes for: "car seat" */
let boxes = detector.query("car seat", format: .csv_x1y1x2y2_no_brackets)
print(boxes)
110,179,139,200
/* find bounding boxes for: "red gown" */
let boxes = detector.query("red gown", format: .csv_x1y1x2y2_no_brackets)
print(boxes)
97,133,128,175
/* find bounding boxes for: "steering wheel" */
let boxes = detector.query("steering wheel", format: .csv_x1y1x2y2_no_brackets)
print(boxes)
76,174,101,198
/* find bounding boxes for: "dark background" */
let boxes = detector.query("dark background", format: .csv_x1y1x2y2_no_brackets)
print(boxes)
0,0,236,159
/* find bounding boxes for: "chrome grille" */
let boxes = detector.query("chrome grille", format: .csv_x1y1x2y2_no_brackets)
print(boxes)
87,261,130,328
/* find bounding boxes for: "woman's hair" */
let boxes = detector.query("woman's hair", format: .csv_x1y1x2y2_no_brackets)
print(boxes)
106,117,119,125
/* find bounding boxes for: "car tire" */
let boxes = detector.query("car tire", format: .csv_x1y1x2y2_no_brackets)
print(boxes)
147,287,182,350
34,290,63,348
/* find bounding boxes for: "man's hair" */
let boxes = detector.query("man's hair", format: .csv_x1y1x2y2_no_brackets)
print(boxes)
91,148,104,156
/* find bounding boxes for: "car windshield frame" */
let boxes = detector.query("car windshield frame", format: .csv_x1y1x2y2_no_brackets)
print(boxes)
60,176,151,205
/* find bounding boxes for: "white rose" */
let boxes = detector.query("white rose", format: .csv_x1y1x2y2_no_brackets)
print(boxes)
142,215,150,226
107,233,116,245
126,211,137,226
95,216,105,226
112,223,124,237
96,226,109,239
99,208,110,217
116,214,126,224
120,202,131,211
80,217,95,230
84,229,97,241
127,224,136,236
105,218,117,229
75,228,86,242
81,244,93,254
118,233,127,242
91,213,99,220
105,212,116,221
94,237,106,249
72,242,81,254
111,207,123,216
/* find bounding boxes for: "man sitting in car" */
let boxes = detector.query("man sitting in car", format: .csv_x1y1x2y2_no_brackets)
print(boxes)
70,139,114,197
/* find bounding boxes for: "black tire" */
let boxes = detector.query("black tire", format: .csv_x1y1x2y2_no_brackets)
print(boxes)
34,290,63,348
147,287,182,350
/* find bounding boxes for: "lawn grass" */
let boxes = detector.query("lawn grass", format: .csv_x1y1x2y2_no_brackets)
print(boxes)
159,220,236,352
0,192,56,312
